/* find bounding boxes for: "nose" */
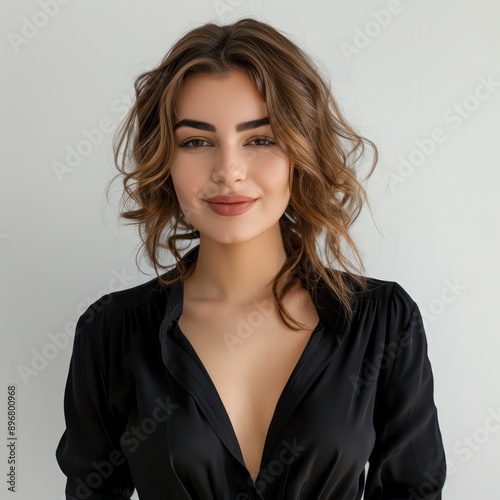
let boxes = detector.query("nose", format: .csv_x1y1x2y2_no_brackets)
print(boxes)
211,143,248,185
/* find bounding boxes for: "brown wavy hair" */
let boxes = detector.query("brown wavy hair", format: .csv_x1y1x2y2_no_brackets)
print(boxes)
109,17,378,330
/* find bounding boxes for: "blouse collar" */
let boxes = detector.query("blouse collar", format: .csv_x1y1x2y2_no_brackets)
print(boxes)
156,244,358,480
158,244,355,345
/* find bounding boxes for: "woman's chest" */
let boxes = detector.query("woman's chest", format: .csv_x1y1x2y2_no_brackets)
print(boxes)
117,317,379,497
176,313,319,479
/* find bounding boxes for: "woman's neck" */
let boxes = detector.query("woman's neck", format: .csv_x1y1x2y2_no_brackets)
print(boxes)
185,229,287,306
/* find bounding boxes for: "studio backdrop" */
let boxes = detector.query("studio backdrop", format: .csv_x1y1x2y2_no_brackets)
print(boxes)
1,0,499,498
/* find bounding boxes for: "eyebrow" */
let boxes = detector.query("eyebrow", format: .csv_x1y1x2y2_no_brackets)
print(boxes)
173,117,270,133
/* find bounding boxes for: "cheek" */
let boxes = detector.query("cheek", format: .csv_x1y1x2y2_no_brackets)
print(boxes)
170,164,203,201
257,158,291,197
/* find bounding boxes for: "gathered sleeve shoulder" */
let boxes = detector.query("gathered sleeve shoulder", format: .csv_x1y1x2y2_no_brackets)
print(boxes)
364,282,447,499
56,296,136,499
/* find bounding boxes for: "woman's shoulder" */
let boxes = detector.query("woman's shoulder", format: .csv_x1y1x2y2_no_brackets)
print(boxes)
326,270,419,330
309,268,419,336
329,268,418,306
79,276,161,317
361,276,415,306
74,274,172,345
99,275,169,311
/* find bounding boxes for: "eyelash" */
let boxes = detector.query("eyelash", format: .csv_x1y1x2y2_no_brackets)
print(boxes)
178,136,276,149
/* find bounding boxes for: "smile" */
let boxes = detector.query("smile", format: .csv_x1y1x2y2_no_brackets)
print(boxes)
206,199,257,216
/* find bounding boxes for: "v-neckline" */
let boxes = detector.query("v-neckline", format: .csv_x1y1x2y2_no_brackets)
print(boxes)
170,317,324,486
158,261,352,491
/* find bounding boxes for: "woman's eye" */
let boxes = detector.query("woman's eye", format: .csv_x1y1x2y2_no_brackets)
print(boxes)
179,138,210,148
178,136,275,149
248,136,275,147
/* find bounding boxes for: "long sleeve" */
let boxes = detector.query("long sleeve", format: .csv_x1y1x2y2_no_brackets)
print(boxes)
56,304,135,499
364,291,447,499
55,265,449,499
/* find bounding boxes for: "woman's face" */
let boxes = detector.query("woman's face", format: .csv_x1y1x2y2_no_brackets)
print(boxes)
169,69,291,245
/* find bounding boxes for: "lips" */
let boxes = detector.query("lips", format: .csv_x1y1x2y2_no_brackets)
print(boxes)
204,195,257,216
205,195,257,204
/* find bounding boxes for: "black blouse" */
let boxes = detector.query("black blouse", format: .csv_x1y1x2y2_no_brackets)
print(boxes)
56,244,447,499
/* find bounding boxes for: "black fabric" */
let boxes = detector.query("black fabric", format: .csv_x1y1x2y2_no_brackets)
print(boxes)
56,244,446,499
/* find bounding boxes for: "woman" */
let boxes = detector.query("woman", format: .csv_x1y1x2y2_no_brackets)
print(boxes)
56,17,447,499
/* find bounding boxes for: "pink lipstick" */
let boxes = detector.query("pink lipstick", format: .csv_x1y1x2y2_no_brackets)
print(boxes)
205,195,257,216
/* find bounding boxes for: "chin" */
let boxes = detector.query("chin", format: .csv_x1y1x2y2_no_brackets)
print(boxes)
197,227,264,246
203,234,258,245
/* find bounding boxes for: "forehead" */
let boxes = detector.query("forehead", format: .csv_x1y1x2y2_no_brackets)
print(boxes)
174,69,268,126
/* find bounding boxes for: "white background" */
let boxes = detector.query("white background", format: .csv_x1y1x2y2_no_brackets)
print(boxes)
1,0,499,498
